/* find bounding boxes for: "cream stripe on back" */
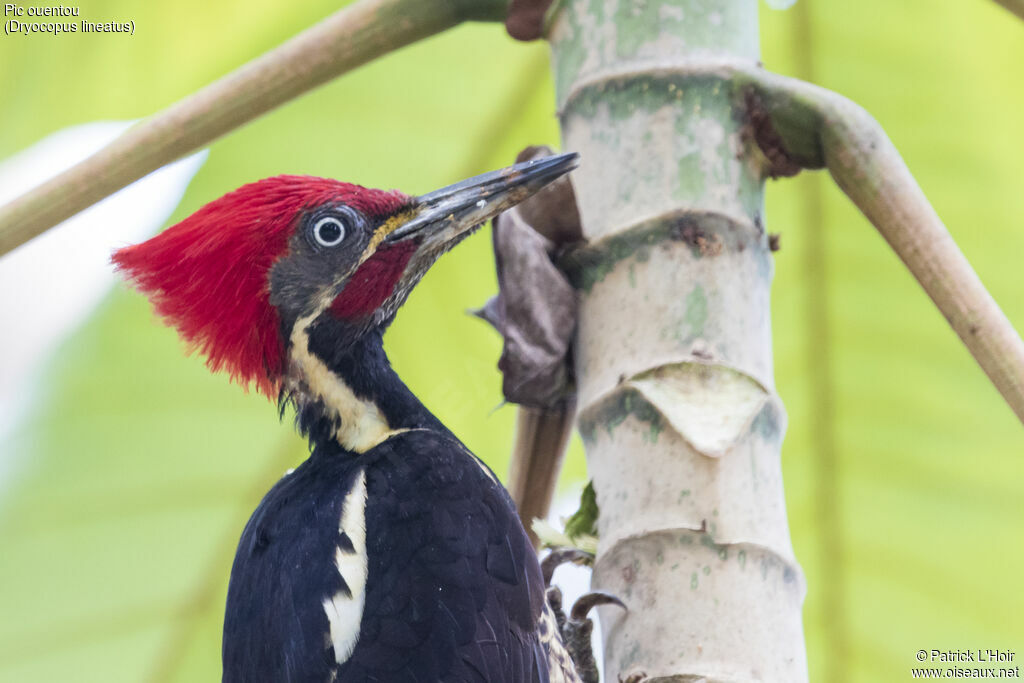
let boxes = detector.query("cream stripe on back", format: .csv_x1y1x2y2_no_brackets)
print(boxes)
322,469,368,665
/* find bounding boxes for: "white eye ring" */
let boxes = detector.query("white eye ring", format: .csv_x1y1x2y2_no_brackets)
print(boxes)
313,216,346,247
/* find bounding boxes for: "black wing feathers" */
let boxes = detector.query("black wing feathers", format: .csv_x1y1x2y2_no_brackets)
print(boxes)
224,465,362,682
224,428,551,682
341,430,548,682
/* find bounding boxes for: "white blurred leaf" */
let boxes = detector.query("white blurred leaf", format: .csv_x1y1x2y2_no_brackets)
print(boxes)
0,123,207,486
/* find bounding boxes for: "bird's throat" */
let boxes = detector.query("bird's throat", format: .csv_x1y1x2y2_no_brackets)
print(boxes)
286,314,440,453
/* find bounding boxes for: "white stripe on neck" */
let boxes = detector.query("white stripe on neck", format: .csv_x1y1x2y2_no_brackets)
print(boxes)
288,314,405,453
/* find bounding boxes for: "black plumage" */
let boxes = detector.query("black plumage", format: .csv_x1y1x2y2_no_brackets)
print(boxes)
223,329,570,683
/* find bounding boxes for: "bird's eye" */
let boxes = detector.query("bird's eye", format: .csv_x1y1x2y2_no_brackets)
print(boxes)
313,216,346,248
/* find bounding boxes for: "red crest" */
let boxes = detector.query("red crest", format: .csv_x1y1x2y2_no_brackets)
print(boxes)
112,175,409,398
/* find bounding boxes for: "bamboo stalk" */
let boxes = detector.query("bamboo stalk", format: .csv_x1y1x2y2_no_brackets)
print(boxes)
549,1,809,680
0,0,508,256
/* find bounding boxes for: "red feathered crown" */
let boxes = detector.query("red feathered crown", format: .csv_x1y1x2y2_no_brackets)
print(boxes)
112,175,409,398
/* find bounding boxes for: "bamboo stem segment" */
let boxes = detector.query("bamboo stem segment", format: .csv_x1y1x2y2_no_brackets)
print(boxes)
0,0,508,256
549,1,810,680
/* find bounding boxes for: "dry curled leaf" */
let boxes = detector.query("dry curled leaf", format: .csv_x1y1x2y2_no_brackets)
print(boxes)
475,146,583,408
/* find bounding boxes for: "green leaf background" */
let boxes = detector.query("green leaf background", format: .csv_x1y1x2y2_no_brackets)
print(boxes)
1,1,1021,681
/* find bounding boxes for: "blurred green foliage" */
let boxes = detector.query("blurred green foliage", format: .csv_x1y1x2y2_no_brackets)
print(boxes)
0,1,1022,681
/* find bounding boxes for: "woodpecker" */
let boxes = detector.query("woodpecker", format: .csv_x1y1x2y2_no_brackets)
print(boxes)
113,154,581,683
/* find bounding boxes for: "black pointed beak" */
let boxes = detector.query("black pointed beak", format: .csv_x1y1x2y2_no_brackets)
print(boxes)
386,152,579,245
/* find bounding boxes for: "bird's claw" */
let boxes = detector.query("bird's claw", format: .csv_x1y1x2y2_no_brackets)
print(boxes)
618,671,647,683
569,590,626,623
543,547,626,682
541,546,594,586
546,585,626,683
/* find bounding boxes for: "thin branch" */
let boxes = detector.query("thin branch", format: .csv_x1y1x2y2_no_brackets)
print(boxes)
741,68,1024,424
0,0,508,257
507,401,575,548
992,0,1024,21
789,2,848,679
